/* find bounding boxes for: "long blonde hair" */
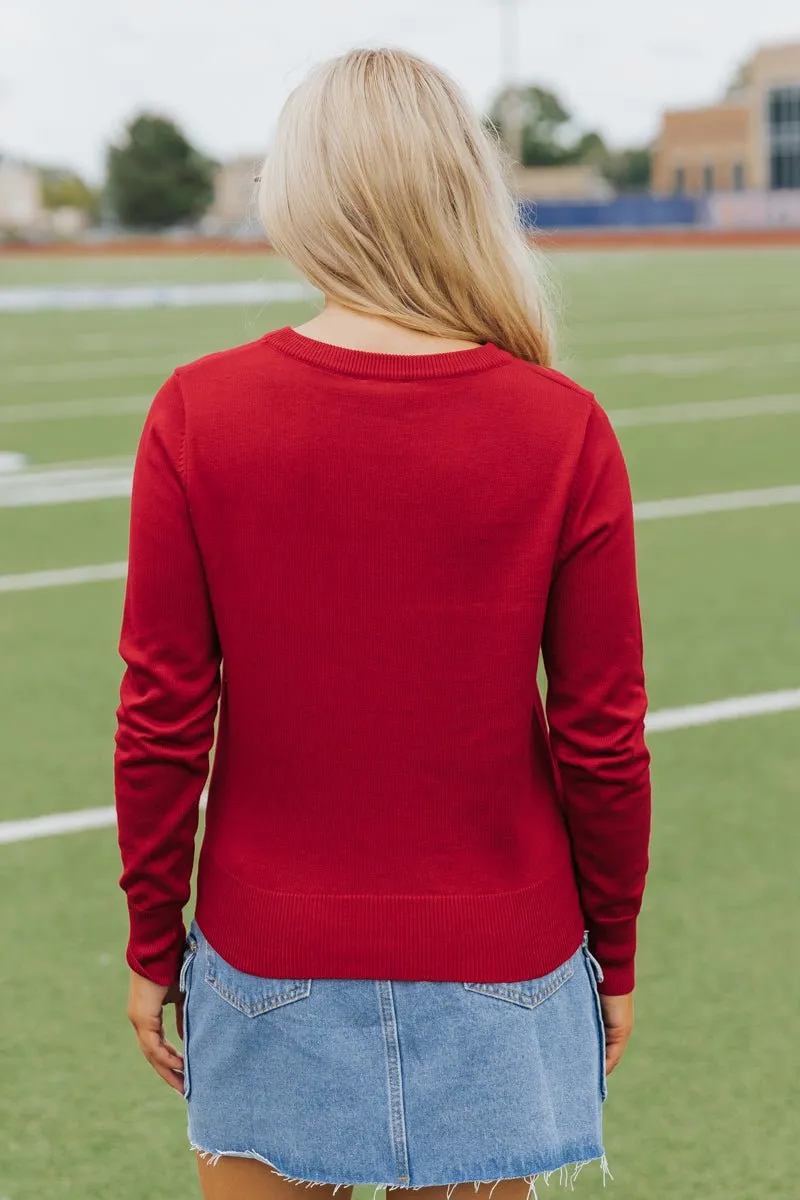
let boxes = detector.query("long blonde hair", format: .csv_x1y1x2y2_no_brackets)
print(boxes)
258,47,555,366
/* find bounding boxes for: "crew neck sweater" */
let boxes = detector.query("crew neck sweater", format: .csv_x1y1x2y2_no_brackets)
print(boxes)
114,326,651,997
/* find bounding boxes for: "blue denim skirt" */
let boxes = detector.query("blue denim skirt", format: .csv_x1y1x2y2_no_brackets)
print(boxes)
180,918,610,1195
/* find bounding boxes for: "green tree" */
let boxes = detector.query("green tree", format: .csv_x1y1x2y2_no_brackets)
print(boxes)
725,59,752,101
40,168,101,221
568,130,609,167
602,147,652,192
106,114,216,230
488,85,606,169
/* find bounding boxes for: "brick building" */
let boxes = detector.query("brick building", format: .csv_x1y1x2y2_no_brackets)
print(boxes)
653,41,800,195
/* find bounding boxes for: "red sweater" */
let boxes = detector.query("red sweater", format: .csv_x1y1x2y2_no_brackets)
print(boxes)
115,326,651,996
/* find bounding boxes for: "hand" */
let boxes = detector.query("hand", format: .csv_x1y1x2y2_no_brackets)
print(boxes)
599,992,634,1077
127,969,185,1093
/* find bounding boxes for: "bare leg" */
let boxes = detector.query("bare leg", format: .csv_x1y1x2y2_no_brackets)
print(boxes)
388,1179,537,1200
196,1154,356,1200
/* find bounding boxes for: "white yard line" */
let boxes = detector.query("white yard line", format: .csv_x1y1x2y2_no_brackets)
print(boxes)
7,341,800,385
1,355,191,384
3,462,800,516
0,280,317,314
0,562,127,593
2,686,798,845
0,395,151,423
608,394,800,428
0,463,134,507
569,312,800,345
634,484,800,521
644,688,800,732
3,391,799,428
588,343,800,378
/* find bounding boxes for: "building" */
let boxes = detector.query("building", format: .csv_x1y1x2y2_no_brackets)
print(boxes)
653,40,800,194
0,157,43,232
202,155,263,236
511,164,614,201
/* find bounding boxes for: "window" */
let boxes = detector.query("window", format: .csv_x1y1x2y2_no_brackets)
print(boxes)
702,164,715,193
732,162,745,191
673,166,686,194
768,86,800,190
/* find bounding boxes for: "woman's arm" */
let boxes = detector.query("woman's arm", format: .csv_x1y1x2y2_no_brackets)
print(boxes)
115,371,222,990
541,398,652,1000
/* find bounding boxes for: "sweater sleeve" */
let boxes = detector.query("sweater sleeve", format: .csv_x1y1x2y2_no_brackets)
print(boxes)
541,398,651,996
114,371,221,987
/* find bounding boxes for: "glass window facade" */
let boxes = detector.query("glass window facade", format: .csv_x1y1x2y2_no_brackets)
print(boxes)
702,164,715,192
768,85,800,190
733,162,745,190
673,166,685,194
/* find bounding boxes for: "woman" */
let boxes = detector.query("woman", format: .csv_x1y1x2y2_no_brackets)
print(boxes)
115,47,651,1200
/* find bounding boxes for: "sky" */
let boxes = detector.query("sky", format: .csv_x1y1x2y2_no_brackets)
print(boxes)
1,0,798,182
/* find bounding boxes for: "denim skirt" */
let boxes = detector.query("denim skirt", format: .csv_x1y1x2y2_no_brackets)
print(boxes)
180,918,609,1195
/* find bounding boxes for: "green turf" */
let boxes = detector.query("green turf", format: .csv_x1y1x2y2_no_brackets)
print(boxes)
0,251,300,287
1,246,799,1199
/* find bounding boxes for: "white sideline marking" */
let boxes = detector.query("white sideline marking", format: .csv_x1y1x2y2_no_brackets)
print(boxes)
645,689,800,732
0,462,134,507
608,394,800,428
0,280,317,314
634,484,800,521
0,395,151,423
3,391,800,429
0,806,119,843
0,562,127,593
0,793,208,845
2,688,798,845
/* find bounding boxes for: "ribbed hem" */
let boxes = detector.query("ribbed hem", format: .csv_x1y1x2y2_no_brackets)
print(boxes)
263,326,511,381
194,850,587,983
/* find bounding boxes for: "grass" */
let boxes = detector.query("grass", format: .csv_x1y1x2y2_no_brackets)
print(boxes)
0,246,799,1200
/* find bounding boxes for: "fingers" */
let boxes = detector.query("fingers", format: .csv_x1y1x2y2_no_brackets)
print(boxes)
139,1028,185,1091
604,1022,633,1076
127,970,188,1093
598,992,634,1079
128,1013,185,1092
605,1037,626,1075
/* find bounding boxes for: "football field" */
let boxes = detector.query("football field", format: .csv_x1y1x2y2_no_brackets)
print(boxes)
1,246,798,1200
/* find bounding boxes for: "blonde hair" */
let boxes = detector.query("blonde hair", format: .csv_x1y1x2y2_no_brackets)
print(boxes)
258,47,556,366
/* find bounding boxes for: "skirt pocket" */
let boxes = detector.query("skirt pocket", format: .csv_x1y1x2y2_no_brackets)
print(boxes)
203,942,312,1017
463,953,576,1009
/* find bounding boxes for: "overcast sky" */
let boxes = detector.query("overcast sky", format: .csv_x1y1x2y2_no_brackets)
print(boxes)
1,0,798,181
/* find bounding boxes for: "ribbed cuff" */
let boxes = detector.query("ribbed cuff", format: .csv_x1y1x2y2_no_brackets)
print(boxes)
597,961,635,995
589,916,638,996
126,902,186,987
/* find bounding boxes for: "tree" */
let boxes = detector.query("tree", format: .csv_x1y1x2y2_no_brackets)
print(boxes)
601,147,652,192
725,59,752,101
487,85,606,169
486,81,652,191
40,168,101,222
106,114,216,230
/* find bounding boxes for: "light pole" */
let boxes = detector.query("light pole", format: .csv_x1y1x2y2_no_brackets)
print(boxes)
499,0,521,94
498,0,525,166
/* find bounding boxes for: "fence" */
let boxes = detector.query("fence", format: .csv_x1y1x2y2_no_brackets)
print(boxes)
520,189,800,231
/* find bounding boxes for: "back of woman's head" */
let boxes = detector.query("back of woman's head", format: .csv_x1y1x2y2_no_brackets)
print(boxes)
258,47,555,366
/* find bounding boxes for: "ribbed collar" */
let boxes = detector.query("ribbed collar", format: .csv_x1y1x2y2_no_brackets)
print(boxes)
263,325,511,381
